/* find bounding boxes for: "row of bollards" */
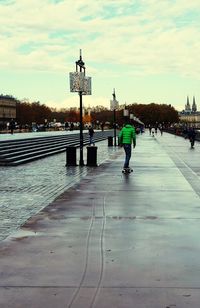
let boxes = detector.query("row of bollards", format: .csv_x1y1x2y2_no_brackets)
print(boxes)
66,146,98,167
66,136,118,167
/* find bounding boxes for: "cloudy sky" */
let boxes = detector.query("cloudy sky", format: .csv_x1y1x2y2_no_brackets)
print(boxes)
0,0,200,111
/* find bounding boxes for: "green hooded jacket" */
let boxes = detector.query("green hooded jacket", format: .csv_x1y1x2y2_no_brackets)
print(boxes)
119,124,136,146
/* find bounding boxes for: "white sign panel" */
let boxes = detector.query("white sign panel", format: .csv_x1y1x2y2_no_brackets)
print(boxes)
123,109,129,117
69,72,85,92
110,99,119,111
69,72,92,94
83,76,92,95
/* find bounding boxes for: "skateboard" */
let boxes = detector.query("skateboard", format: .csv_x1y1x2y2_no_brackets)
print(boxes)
122,168,133,174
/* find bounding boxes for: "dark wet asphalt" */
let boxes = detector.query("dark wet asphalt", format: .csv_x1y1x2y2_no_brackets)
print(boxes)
0,131,200,307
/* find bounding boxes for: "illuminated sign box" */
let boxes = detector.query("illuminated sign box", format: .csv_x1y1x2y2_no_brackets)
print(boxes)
110,99,119,111
69,72,91,95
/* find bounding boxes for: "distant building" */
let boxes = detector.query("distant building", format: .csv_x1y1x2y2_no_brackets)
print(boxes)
179,96,200,127
0,95,17,125
183,96,197,114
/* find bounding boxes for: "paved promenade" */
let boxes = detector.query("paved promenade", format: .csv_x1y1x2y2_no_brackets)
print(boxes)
1,131,200,307
0,131,113,241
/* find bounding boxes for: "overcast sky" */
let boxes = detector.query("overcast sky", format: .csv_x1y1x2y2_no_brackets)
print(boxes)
0,0,200,111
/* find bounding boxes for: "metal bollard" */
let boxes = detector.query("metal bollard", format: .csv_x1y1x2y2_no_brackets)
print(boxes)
87,146,98,166
108,136,113,146
66,146,77,166
118,136,120,146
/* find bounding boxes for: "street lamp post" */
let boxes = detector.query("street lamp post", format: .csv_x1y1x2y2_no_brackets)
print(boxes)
113,108,116,146
110,88,119,147
113,89,117,146
76,52,85,166
69,50,92,166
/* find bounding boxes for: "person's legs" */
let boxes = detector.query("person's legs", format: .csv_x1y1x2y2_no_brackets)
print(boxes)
123,144,132,168
191,138,195,148
89,135,95,145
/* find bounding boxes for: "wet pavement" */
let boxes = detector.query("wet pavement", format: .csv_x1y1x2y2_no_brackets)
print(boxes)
0,130,85,140
0,133,115,241
1,131,200,307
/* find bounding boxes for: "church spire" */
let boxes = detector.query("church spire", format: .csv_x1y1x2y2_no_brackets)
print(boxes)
185,96,191,113
192,96,197,112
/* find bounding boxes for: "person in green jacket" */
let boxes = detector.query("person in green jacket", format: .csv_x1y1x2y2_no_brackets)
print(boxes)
119,121,136,171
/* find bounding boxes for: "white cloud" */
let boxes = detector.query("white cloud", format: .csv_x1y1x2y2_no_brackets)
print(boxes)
0,0,200,77
45,94,110,110
1,0,200,110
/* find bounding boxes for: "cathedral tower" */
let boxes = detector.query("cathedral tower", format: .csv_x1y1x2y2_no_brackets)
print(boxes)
185,96,191,113
192,96,197,113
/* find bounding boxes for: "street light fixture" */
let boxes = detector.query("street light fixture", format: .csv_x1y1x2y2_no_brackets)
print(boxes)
123,104,129,117
130,113,134,120
110,88,119,146
69,50,92,166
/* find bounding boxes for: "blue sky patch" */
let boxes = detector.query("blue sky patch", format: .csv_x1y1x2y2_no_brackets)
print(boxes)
175,10,200,28
0,0,15,5
48,0,64,4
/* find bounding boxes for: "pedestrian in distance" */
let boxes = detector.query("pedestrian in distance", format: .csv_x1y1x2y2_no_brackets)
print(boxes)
70,122,74,131
9,119,15,135
183,126,188,139
148,124,152,135
159,124,163,136
119,120,136,173
151,127,155,137
100,122,104,132
65,122,69,131
187,127,196,149
88,125,95,146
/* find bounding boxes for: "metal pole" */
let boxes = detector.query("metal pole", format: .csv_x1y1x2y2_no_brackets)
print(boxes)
114,108,116,146
112,88,117,147
76,49,85,166
79,90,84,166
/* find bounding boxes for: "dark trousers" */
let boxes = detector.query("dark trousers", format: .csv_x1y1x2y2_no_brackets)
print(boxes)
123,144,132,168
190,138,195,147
89,135,94,145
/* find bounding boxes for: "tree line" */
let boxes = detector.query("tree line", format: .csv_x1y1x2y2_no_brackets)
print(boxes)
90,103,179,127
16,100,179,127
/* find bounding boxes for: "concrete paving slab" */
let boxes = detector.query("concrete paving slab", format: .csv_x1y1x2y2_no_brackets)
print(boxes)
0,288,75,308
1,287,200,308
